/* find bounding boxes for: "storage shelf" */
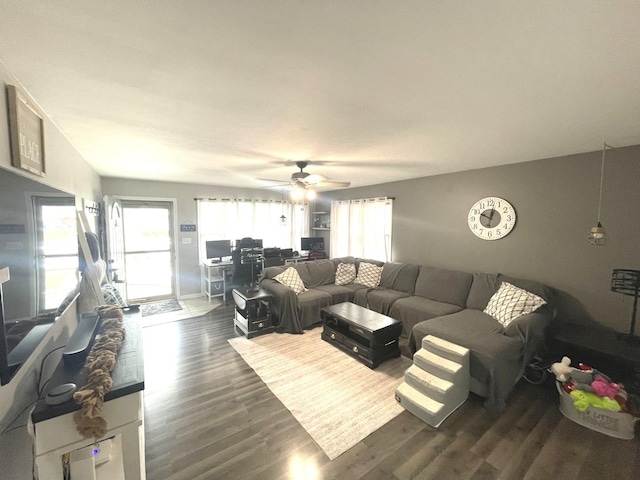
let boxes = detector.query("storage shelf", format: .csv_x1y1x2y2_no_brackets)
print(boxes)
311,227,330,231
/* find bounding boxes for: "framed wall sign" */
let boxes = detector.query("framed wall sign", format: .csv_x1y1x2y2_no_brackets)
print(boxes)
7,85,46,177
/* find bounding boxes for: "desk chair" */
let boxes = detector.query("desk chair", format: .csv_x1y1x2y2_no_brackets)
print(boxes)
231,238,264,289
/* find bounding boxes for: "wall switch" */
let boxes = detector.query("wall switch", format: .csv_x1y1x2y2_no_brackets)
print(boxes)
181,237,192,244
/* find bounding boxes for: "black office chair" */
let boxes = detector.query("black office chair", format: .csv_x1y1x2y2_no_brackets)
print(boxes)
231,238,263,289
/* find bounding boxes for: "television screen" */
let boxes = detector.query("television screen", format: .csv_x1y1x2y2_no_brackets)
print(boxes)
205,240,231,260
301,237,324,251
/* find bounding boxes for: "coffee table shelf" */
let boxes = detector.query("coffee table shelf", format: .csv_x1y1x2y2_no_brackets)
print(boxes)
320,302,402,369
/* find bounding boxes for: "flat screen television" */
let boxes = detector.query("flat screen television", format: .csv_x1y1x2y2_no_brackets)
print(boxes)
301,237,324,251
205,240,231,261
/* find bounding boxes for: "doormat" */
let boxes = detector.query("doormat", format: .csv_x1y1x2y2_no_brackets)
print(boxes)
141,299,183,317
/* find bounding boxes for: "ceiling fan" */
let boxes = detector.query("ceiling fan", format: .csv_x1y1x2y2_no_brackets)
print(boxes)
259,161,351,200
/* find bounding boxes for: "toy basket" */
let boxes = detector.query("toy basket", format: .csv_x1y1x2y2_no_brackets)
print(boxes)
556,382,638,439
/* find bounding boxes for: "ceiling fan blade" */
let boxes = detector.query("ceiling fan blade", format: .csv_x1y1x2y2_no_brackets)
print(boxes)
315,180,351,188
283,159,331,167
256,178,292,188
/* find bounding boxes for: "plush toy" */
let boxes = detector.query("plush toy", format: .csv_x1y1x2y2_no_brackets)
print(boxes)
548,357,593,392
591,374,623,399
549,356,573,382
570,390,621,412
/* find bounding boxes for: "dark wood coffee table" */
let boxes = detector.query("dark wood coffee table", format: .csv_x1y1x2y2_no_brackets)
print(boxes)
320,302,403,369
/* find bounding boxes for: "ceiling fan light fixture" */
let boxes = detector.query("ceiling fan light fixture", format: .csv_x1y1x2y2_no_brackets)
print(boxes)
291,184,305,201
305,188,316,200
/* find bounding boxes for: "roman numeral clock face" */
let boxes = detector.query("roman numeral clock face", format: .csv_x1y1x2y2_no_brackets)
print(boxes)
468,197,516,240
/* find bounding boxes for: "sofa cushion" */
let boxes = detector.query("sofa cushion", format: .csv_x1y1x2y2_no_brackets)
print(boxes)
290,262,312,286
390,295,463,337
314,284,355,304
484,282,546,327
355,262,382,288
305,259,337,287
262,265,286,280
379,262,404,289
355,258,385,268
393,264,420,294
273,267,308,295
335,263,356,285
413,266,473,307
366,288,411,315
331,256,356,270
466,273,500,311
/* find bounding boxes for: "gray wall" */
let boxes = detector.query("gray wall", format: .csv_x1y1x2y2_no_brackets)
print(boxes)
322,146,640,333
100,178,287,298
0,64,100,472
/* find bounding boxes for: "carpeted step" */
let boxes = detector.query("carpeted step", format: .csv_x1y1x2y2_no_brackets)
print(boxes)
398,335,470,428
404,364,468,405
422,335,469,365
395,381,454,428
413,348,466,384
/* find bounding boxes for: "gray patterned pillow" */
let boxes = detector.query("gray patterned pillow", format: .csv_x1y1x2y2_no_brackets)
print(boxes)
354,262,382,288
102,283,127,307
335,263,356,285
273,267,308,295
484,282,546,326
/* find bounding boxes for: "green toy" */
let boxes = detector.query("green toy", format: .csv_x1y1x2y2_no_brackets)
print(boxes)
570,390,621,413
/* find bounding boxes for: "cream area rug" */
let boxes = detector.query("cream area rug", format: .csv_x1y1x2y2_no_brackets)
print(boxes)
228,328,411,460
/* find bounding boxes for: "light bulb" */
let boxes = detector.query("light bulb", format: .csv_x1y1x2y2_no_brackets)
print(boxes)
305,188,316,200
291,187,304,201
587,222,607,246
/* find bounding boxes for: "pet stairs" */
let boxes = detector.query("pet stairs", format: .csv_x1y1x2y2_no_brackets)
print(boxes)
395,335,470,427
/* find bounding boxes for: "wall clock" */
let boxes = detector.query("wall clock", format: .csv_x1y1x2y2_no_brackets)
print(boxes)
468,197,516,240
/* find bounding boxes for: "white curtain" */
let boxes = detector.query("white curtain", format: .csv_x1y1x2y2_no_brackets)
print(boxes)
330,197,393,261
197,199,309,261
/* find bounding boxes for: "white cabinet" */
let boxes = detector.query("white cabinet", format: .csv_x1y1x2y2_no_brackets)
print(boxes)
202,262,232,303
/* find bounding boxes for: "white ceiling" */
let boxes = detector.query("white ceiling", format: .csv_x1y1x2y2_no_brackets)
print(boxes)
1,1,639,191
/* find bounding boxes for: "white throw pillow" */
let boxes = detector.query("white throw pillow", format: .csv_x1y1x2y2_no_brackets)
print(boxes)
273,267,308,295
335,263,356,285
484,282,547,327
354,262,382,288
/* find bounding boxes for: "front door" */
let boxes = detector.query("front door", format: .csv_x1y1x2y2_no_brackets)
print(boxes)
119,200,176,303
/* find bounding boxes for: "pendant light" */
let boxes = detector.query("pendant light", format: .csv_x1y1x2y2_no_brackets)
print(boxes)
587,142,611,246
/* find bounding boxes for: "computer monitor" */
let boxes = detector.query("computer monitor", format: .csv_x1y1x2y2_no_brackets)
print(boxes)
301,237,324,252
205,240,231,262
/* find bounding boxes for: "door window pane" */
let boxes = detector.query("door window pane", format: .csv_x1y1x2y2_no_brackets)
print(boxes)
125,251,172,300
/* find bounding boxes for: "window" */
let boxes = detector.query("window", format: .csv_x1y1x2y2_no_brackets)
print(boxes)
330,198,393,261
33,196,78,311
196,199,309,260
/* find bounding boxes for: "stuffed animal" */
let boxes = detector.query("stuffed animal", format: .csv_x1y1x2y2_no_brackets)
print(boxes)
570,390,621,412
549,356,573,382
548,357,593,392
591,374,622,399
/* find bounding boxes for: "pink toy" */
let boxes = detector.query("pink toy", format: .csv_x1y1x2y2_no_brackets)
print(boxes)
591,375,622,399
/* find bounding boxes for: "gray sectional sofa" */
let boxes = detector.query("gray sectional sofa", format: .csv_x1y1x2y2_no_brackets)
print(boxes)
259,257,555,415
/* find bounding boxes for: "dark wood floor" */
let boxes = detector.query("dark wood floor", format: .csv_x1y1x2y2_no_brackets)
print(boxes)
143,305,640,480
